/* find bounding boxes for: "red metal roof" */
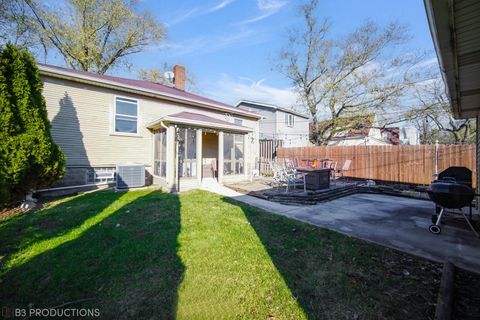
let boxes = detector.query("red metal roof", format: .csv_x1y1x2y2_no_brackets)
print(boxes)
38,63,259,118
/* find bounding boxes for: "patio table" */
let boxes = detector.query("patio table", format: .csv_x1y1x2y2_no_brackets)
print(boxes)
295,167,331,190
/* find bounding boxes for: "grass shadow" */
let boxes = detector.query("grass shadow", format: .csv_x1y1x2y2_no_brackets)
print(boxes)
0,190,124,263
0,189,184,319
222,196,440,320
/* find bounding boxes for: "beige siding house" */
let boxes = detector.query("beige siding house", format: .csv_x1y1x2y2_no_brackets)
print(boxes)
39,64,261,192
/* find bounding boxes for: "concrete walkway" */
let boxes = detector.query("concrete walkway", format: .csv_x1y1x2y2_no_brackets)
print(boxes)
201,179,302,215
202,182,480,272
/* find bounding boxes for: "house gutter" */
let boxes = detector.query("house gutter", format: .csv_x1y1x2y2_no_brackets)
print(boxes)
423,0,461,118
39,66,261,120
146,117,253,133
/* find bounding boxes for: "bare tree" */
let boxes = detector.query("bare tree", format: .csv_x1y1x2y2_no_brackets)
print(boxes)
406,79,476,144
277,0,422,145
138,64,200,93
16,0,166,74
138,68,166,84
0,0,40,49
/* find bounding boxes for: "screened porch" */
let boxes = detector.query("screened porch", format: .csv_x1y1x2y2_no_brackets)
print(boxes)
147,111,253,191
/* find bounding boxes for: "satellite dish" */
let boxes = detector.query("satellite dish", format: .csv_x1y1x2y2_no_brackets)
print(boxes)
164,71,174,84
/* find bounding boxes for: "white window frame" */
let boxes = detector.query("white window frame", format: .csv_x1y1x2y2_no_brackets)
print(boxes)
223,132,245,176
153,128,167,178
112,95,140,136
233,119,244,142
285,113,294,127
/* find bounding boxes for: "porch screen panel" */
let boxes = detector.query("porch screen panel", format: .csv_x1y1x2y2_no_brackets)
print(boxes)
223,133,244,175
154,129,167,177
178,128,197,177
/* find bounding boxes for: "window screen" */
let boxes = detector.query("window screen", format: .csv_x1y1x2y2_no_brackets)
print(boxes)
115,97,138,133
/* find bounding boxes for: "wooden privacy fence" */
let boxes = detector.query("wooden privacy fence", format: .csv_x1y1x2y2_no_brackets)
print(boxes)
259,139,283,175
277,144,477,186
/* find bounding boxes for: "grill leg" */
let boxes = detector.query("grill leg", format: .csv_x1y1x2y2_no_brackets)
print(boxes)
429,208,444,234
435,208,445,226
461,212,480,238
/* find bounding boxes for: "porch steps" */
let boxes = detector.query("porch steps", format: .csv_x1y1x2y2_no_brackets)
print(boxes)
178,178,200,192
264,185,358,205
263,185,430,205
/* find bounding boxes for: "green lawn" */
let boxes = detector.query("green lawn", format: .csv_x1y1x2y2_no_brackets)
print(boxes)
0,189,440,319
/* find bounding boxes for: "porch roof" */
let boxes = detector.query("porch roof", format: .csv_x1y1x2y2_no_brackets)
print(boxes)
147,111,253,133
424,0,480,119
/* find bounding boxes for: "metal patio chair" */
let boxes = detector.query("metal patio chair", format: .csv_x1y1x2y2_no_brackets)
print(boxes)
269,160,287,187
336,159,351,181
269,160,306,193
285,169,307,193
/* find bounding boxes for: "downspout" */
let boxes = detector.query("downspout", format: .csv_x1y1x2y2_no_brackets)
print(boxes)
159,121,169,131
477,116,479,208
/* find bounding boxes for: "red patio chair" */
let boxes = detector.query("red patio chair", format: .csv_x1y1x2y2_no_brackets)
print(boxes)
285,158,295,170
329,161,338,184
324,160,329,169
292,157,299,168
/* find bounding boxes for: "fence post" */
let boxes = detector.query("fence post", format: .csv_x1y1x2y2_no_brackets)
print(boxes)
434,140,439,179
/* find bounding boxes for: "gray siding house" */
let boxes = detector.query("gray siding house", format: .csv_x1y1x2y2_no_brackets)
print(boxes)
38,64,261,193
235,100,310,147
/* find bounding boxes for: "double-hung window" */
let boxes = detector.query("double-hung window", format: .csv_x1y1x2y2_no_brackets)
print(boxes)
285,113,294,127
115,97,138,134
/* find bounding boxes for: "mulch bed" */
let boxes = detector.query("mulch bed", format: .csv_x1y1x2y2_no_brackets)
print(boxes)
0,207,26,221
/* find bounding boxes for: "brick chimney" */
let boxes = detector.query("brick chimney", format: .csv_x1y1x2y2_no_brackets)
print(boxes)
173,65,185,90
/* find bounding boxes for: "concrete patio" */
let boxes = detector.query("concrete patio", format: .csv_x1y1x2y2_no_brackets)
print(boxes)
203,182,480,272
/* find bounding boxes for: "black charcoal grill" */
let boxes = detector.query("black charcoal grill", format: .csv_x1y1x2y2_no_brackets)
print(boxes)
427,167,478,236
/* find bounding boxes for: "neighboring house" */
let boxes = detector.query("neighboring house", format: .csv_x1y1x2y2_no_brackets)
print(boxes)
38,64,261,193
235,100,310,147
326,115,420,146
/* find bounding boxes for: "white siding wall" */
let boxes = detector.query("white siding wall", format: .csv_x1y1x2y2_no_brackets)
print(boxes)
257,109,277,140
275,110,310,147
42,76,259,179
237,103,277,139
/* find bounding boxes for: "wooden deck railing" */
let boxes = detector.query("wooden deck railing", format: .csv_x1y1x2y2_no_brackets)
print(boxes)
277,144,476,186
